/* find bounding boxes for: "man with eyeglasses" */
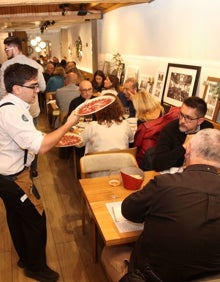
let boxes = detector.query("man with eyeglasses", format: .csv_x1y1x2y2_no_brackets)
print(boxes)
67,79,95,115
66,80,96,173
0,36,46,178
0,63,79,282
151,96,213,172
117,77,138,118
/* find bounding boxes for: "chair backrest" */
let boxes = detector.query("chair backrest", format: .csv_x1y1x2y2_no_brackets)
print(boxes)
86,147,137,158
80,152,138,178
46,91,56,103
59,111,67,124
45,91,56,115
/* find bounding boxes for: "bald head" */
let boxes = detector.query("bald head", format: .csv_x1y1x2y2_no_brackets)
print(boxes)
65,72,78,86
79,80,93,99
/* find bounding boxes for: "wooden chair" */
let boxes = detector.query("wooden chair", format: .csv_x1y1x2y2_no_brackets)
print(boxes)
59,111,67,125
45,91,56,115
46,92,61,129
80,151,138,234
85,147,137,158
80,151,138,179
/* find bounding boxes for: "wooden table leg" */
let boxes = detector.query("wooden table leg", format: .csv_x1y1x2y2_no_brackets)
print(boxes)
81,196,86,235
91,218,98,263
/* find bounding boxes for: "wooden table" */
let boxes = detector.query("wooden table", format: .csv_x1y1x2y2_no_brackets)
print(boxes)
79,170,158,262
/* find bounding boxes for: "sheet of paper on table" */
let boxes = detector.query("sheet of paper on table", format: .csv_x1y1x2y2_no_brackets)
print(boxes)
106,202,144,233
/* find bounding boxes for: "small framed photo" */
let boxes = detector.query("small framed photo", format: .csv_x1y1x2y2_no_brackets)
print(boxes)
139,75,148,90
152,72,165,102
162,63,201,107
203,76,220,122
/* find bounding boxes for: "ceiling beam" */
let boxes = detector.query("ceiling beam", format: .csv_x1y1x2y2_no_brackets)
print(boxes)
0,11,102,23
0,1,150,6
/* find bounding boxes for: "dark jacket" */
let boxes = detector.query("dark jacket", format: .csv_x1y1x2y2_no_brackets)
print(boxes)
152,119,213,171
122,165,220,282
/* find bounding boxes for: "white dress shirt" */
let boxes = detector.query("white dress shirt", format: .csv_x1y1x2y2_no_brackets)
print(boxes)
0,94,44,175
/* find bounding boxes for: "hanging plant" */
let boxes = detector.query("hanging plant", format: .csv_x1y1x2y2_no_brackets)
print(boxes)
75,36,83,60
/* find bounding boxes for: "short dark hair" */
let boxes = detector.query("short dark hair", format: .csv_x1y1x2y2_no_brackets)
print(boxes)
183,96,207,117
4,63,38,93
3,36,22,50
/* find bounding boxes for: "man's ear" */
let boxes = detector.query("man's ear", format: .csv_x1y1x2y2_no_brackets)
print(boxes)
197,117,205,125
12,85,20,95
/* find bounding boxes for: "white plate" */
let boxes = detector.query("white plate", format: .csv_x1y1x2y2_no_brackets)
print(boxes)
75,95,115,116
56,132,82,147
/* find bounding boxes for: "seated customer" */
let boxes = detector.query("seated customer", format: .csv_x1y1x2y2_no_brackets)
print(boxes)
133,89,164,125
101,74,120,96
79,94,134,155
56,72,79,125
64,80,96,169
92,69,106,94
117,77,138,118
45,66,65,93
133,90,180,166
103,128,220,282
67,80,95,115
151,96,213,172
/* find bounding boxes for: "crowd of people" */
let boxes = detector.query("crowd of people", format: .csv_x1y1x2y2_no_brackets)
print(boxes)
0,35,219,282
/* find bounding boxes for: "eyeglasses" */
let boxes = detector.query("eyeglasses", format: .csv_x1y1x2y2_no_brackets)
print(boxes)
4,47,14,52
19,84,39,91
80,88,92,93
179,112,201,123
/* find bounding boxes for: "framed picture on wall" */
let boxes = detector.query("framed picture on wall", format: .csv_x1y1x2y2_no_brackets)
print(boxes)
139,75,148,90
203,76,220,122
162,63,201,107
152,72,165,102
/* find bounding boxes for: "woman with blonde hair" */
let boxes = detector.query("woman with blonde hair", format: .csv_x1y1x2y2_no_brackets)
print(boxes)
133,89,180,166
132,89,164,125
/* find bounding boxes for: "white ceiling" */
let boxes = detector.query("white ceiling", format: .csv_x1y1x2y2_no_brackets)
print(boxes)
0,1,152,33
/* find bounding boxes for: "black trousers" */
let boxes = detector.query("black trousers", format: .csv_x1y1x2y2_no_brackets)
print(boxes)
0,176,47,271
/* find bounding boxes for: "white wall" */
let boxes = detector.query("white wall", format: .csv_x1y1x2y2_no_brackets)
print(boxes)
98,0,220,99
65,22,93,72
99,0,220,60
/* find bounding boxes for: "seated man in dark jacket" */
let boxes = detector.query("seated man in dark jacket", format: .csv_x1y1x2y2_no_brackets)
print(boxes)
150,96,213,171
120,128,220,282
122,129,220,282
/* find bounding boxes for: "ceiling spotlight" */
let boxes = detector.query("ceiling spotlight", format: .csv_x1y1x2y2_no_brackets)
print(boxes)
40,20,56,33
77,4,88,16
59,3,71,16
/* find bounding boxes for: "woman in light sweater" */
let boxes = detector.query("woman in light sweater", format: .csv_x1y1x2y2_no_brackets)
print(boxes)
80,94,133,154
